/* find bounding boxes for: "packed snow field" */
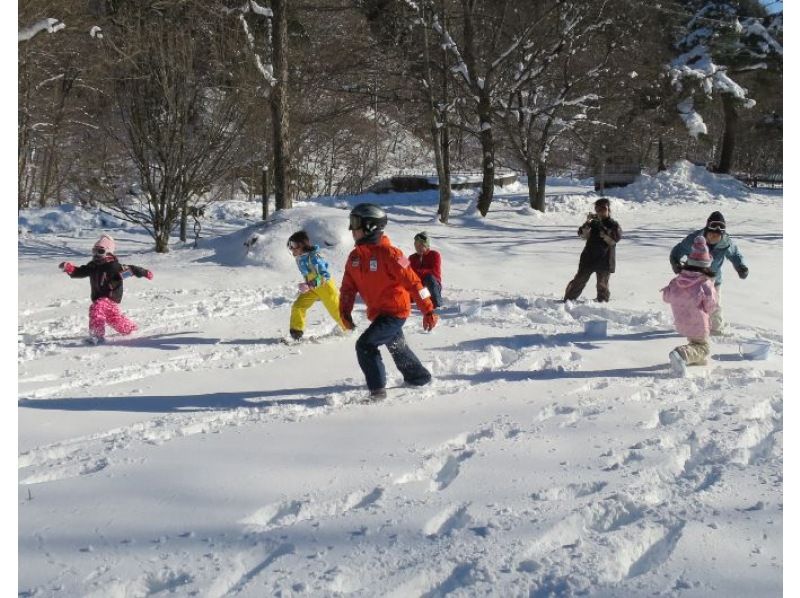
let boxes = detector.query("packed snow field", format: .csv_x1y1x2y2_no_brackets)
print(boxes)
18,163,782,596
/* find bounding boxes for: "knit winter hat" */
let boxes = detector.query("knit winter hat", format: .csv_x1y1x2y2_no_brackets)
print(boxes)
414,232,430,248
686,235,712,268
93,234,116,254
705,211,726,232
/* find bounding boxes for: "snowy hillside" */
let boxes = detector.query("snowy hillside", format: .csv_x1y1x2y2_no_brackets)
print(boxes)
18,166,782,597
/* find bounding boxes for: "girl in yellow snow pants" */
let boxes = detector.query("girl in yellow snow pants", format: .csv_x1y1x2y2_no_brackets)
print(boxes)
287,230,347,340
290,278,346,336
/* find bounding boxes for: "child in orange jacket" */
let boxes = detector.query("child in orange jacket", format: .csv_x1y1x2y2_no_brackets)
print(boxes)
339,203,438,399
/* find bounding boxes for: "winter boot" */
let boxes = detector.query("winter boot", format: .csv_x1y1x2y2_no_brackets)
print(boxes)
289,328,303,340
669,350,687,377
369,388,387,401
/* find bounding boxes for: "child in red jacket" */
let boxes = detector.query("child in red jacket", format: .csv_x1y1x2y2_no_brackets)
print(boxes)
339,204,438,400
409,231,443,308
59,234,153,344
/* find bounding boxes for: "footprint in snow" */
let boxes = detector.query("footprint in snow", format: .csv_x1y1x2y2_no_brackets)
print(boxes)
423,504,471,538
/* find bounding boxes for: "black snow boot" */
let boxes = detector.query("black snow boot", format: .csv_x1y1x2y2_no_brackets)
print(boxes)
369,388,387,401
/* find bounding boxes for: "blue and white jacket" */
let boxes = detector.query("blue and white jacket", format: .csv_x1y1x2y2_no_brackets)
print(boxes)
670,229,746,286
295,245,332,286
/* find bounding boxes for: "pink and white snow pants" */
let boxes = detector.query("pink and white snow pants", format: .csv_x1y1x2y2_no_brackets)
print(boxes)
89,298,138,339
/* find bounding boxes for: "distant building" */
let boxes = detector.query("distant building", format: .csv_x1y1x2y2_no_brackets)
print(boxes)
593,161,642,191
367,172,518,193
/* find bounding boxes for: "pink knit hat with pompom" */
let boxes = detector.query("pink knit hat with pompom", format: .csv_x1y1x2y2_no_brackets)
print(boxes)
686,236,712,268
93,234,116,254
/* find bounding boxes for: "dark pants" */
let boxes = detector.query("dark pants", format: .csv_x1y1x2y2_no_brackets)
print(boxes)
422,274,443,308
355,315,432,391
564,267,611,302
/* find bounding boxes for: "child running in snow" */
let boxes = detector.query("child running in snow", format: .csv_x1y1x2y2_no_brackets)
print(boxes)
339,203,438,400
287,231,347,340
661,235,718,376
59,234,153,344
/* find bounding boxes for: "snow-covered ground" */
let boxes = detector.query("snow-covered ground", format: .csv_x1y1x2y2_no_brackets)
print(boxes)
18,163,783,596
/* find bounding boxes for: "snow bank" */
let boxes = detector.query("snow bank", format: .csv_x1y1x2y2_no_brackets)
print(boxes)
204,201,264,226
18,205,128,237
200,205,353,271
606,160,751,203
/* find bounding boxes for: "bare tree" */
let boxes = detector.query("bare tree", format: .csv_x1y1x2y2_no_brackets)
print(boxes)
18,3,85,209
88,2,254,252
419,1,454,222
235,0,292,211
421,0,552,216
270,0,291,209
497,1,617,210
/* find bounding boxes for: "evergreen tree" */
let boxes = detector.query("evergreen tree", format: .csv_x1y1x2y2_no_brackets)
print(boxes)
669,1,782,172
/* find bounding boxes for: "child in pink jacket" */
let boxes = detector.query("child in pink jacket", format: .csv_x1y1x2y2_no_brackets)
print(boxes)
662,236,718,375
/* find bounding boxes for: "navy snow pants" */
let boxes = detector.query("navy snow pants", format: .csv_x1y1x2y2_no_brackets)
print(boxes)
355,315,432,391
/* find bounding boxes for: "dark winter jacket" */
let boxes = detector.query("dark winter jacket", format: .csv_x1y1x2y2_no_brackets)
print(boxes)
68,256,149,303
578,216,622,272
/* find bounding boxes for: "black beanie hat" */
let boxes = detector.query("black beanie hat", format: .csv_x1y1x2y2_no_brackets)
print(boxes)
705,211,726,232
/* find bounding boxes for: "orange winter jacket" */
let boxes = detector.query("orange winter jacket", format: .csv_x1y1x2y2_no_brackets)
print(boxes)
340,234,435,321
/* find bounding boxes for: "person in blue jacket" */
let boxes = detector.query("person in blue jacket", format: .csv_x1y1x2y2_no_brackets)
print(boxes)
669,211,748,335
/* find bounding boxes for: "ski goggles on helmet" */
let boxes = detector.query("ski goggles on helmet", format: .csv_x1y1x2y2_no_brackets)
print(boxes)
349,214,364,231
705,221,725,233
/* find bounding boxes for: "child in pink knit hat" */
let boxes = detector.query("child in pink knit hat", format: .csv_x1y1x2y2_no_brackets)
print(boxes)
661,236,718,376
59,234,154,344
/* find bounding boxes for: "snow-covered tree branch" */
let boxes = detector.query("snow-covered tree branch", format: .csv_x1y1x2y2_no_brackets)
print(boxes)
18,18,65,43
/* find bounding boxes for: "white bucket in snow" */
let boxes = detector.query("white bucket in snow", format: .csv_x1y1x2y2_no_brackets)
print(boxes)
584,320,607,339
739,340,770,361
458,299,482,317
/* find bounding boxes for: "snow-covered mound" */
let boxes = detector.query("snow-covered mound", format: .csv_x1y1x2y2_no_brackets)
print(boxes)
203,201,264,226
607,160,752,203
200,205,354,271
18,204,129,237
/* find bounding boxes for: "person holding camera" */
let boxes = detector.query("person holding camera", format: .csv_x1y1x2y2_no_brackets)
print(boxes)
669,211,748,335
563,197,622,303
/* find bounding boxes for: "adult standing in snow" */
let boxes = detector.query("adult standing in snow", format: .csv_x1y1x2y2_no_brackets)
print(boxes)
409,231,443,309
339,203,438,400
669,211,748,335
563,197,622,302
